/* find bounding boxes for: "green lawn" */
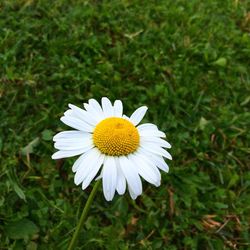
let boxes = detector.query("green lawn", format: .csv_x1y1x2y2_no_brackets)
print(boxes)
0,0,250,249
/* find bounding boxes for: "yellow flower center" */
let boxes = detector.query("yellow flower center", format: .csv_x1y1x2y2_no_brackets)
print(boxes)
93,117,140,156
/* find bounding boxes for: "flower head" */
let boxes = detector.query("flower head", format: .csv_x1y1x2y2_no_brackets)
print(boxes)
52,97,172,201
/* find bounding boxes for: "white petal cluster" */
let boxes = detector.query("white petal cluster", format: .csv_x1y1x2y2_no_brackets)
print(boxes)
52,97,172,201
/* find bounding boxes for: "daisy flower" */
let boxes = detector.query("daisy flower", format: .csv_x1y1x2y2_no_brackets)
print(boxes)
52,97,172,201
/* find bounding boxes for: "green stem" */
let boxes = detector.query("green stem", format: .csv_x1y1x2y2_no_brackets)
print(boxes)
68,180,101,250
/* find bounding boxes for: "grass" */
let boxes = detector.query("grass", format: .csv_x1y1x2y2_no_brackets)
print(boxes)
0,0,250,249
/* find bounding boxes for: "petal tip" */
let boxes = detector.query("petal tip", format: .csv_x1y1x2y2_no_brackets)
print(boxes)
52,152,61,160
101,97,109,103
74,178,81,186
60,116,65,122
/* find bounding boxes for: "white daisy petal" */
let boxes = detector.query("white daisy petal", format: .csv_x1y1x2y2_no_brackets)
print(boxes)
101,97,114,117
139,129,166,138
102,156,117,201
81,154,105,190
122,114,130,121
140,143,172,160
137,124,166,138
119,156,142,196
129,154,161,186
54,135,92,145
72,151,90,173
64,109,74,117
89,99,105,117
68,104,98,126
74,149,97,183
53,131,90,141
84,101,104,121
130,106,148,126
114,100,123,117
74,148,102,185
54,138,93,151
60,116,94,132
83,103,89,110
115,158,126,195
140,137,171,149
134,151,161,179
137,147,169,172
137,123,158,131
151,155,169,173
128,185,138,200
52,148,88,159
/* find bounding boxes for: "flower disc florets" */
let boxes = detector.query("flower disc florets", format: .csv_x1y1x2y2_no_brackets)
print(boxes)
93,117,139,156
